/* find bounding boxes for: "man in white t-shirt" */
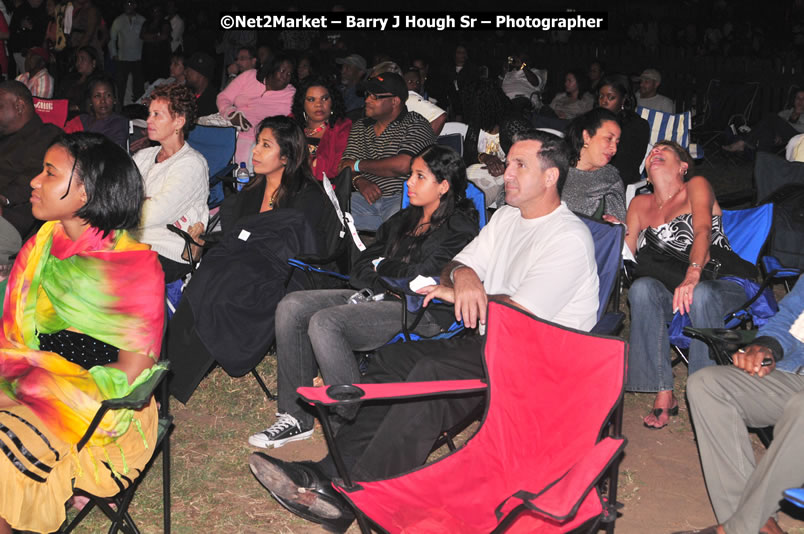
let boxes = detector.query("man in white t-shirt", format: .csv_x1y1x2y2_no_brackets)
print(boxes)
403,67,446,134
248,130,600,531
636,68,675,114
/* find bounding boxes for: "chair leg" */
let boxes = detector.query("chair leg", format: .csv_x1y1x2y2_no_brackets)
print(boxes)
251,368,276,400
163,426,172,534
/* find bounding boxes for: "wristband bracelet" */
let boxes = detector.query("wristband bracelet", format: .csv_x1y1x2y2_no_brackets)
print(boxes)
448,264,468,284
354,159,361,173
690,262,702,270
351,174,362,189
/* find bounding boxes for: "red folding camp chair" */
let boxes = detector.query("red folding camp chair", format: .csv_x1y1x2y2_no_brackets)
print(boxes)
33,97,69,128
298,301,628,533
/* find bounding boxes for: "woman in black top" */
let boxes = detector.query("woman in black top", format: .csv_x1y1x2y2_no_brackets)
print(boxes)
596,74,650,186
248,144,480,450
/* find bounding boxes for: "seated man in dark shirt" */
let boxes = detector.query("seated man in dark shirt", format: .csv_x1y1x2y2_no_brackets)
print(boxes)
184,52,218,117
0,81,62,263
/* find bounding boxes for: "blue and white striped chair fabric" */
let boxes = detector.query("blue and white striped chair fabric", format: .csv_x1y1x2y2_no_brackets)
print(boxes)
637,107,700,175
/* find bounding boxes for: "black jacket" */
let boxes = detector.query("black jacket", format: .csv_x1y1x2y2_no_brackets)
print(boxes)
350,207,479,293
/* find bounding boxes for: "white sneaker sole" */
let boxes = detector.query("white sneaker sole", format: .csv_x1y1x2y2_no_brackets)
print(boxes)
248,428,314,449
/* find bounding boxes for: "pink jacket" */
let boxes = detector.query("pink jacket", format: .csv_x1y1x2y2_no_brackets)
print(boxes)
216,69,295,165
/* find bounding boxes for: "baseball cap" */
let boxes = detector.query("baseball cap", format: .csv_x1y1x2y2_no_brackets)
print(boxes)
335,54,367,72
187,52,215,81
358,72,408,102
639,68,661,84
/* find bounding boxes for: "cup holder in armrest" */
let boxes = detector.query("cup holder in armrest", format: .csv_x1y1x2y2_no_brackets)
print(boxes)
711,328,742,343
326,384,366,401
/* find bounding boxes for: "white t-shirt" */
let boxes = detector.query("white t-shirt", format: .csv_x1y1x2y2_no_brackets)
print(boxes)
637,93,675,114
453,203,599,331
406,91,446,123
133,142,210,263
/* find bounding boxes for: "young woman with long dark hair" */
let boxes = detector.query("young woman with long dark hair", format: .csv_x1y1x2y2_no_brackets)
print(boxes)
249,144,479,450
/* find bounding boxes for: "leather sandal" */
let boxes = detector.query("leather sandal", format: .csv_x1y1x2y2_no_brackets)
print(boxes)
643,404,679,430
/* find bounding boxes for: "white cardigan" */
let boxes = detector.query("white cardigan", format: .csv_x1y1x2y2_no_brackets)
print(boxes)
133,142,209,263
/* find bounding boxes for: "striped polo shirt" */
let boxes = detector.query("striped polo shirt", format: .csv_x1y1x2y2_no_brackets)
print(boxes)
342,109,436,196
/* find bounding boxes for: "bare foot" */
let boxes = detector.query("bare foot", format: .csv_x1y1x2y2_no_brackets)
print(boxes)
643,390,678,429
722,139,747,153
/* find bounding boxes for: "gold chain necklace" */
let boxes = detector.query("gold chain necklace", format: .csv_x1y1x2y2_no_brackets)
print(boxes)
656,186,683,210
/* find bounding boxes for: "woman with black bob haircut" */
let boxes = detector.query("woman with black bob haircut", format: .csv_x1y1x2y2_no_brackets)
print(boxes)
0,132,165,534
290,75,352,182
596,74,650,185
60,132,145,235
247,144,480,450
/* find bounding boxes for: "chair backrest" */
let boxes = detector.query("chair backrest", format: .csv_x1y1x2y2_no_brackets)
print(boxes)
187,125,237,179
721,204,774,265
440,121,468,139
580,216,625,323
402,181,487,229
436,133,463,155
337,302,627,533
699,80,760,130
636,107,692,175
33,97,69,128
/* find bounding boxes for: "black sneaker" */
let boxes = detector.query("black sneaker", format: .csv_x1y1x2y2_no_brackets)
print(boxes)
248,413,314,449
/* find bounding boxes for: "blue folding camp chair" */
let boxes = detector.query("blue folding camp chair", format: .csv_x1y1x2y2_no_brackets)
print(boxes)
186,125,238,208
637,107,696,176
670,204,775,361
382,215,625,346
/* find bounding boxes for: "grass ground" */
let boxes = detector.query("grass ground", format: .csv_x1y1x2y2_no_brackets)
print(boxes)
67,154,804,533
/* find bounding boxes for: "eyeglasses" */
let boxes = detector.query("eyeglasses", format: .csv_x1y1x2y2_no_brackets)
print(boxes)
366,92,395,101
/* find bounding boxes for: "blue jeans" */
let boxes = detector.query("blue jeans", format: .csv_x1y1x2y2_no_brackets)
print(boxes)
350,192,402,231
625,277,747,392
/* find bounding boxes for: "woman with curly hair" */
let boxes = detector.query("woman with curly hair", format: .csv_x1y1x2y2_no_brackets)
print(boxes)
291,75,352,182
133,82,209,282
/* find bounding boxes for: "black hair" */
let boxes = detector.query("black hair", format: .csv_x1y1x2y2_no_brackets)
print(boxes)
50,132,144,235
291,75,346,129
0,80,33,109
510,129,572,195
76,45,101,74
295,51,320,81
252,116,321,207
565,108,619,167
85,74,117,115
564,68,589,97
596,74,637,113
387,145,477,261
257,52,296,84
237,45,257,59
461,78,511,164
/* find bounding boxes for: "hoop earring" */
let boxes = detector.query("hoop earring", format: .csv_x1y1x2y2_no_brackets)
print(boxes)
303,111,308,121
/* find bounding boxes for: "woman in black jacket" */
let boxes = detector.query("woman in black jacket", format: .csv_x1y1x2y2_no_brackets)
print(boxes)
248,144,479,449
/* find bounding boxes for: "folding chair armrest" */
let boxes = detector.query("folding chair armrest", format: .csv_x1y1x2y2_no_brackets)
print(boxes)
209,163,238,186
297,379,487,406
682,327,757,365
77,364,170,452
762,256,802,279
287,258,350,281
494,437,626,526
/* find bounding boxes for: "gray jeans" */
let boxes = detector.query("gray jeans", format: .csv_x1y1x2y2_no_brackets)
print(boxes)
275,289,445,428
687,366,804,534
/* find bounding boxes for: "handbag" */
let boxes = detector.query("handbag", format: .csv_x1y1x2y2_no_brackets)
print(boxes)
634,228,757,292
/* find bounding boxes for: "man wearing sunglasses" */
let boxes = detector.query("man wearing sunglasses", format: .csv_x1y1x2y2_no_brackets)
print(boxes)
338,72,436,231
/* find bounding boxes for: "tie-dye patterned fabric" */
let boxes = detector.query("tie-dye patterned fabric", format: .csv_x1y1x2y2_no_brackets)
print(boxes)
0,221,164,448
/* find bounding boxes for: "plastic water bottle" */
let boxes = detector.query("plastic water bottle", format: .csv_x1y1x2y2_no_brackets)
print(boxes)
235,162,250,192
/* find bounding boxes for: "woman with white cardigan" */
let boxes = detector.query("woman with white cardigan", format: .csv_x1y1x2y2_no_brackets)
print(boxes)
133,83,209,282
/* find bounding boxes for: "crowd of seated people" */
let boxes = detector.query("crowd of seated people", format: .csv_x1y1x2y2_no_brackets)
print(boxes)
2,3,804,531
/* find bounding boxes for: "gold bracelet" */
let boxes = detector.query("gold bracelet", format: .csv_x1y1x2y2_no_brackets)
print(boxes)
351,174,363,189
